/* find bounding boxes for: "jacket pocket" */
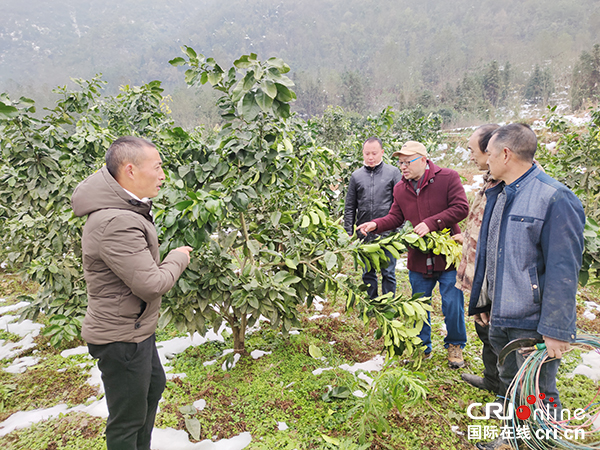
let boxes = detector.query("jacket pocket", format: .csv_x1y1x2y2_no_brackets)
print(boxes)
510,215,535,223
528,267,541,304
118,293,145,319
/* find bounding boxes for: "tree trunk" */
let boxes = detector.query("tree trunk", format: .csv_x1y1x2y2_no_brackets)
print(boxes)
232,317,248,355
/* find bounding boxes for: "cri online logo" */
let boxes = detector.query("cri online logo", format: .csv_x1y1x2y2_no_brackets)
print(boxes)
467,392,585,421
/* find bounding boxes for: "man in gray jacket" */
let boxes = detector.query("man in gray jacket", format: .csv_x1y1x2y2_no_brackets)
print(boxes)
72,136,192,450
344,137,402,298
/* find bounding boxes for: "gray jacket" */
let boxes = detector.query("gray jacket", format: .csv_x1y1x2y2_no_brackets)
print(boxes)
469,165,585,342
72,166,189,345
344,162,401,240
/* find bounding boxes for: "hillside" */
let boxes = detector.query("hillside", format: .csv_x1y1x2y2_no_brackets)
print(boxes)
2,0,600,120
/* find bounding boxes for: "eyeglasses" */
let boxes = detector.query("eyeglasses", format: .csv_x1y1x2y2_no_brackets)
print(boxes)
398,156,422,167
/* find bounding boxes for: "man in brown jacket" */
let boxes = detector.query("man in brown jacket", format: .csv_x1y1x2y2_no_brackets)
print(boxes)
72,136,192,450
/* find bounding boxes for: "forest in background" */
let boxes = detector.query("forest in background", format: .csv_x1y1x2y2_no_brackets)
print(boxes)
1,0,600,126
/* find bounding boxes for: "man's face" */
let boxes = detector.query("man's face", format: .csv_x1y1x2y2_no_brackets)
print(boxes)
131,146,165,199
398,154,426,180
468,131,488,171
362,141,384,167
486,136,505,182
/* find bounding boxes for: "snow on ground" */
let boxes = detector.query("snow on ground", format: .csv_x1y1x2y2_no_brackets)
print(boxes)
0,305,256,448
0,313,44,360
463,174,485,194
2,280,599,446
583,301,600,321
571,350,600,382
454,146,470,162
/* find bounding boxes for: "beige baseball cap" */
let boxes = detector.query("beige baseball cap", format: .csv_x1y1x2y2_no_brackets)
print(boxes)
392,141,428,158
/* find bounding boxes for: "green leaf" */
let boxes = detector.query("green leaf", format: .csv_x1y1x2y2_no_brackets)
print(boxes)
261,80,278,99
322,435,340,445
323,251,337,271
207,71,223,86
255,89,274,112
285,258,297,269
179,405,198,415
184,46,197,59
300,215,310,228
241,92,260,121
234,55,253,69
0,101,19,119
169,57,186,67
246,239,261,256
185,417,202,441
309,344,322,359
174,200,194,211
275,84,295,102
270,211,282,227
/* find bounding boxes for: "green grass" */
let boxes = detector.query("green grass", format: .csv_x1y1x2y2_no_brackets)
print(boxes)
0,270,599,449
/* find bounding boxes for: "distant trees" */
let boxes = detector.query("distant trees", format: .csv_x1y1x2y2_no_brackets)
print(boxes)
524,64,554,106
571,44,600,111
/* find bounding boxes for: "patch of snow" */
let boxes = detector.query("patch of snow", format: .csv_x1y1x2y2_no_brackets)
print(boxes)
357,373,374,385
308,314,327,321
338,355,385,374
312,295,325,311
396,257,407,271
250,350,271,359
451,425,464,435
150,428,252,450
166,373,187,380
312,355,385,378
4,356,38,373
463,174,484,193
193,399,206,411
583,311,596,321
454,146,470,161
87,363,103,392
222,353,241,371
312,367,333,376
571,351,600,382
60,346,89,358
0,301,30,314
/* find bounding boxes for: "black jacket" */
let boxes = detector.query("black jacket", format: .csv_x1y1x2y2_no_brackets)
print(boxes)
344,162,401,240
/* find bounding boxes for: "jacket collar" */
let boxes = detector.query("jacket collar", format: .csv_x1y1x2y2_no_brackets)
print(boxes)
364,161,384,173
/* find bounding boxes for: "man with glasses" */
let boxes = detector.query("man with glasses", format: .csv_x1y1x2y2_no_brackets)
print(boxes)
344,136,402,298
357,141,469,368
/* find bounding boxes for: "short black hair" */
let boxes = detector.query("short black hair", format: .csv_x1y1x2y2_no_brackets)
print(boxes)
490,123,537,162
363,136,383,149
105,136,155,179
476,124,500,153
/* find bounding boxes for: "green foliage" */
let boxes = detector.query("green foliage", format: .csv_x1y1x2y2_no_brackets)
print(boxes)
161,49,362,353
347,363,428,444
0,76,178,346
538,106,600,284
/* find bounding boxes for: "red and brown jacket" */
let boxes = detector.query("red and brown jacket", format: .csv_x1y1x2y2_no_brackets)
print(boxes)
373,161,469,274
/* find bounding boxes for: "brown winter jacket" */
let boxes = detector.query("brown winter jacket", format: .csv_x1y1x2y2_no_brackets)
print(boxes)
71,166,189,345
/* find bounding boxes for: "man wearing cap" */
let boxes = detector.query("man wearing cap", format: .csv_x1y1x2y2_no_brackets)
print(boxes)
344,136,402,298
357,141,469,368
